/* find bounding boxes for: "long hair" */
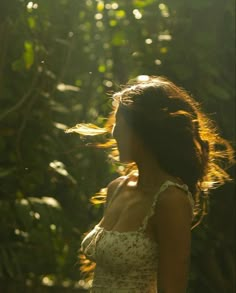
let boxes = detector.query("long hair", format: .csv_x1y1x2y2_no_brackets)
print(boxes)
113,76,233,197
66,75,234,285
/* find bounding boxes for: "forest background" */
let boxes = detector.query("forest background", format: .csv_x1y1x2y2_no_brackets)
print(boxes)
0,0,235,292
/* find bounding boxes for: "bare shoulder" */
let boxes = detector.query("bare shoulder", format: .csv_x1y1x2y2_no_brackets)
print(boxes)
153,186,193,236
97,176,127,226
105,176,127,204
158,185,193,211
107,176,126,195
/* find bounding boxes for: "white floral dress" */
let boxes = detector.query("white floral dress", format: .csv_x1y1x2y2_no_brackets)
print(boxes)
81,179,194,293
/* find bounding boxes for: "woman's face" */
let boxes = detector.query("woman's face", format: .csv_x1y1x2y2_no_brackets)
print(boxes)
112,108,136,163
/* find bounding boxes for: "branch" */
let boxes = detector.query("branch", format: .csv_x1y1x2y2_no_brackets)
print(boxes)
0,73,39,122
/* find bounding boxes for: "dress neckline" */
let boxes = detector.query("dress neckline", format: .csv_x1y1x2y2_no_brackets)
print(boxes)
94,224,158,245
96,179,193,234
95,224,141,235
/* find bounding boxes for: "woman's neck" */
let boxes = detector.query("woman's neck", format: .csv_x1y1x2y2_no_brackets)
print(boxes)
136,159,170,191
125,154,173,195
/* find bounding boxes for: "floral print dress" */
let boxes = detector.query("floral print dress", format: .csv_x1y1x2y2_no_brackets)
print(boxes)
81,179,195,293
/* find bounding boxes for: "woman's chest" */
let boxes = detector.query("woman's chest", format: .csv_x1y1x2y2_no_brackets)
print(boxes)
102,191,153,232
95,230,158,272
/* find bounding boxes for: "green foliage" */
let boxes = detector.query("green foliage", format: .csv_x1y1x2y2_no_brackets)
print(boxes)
0,0,234,292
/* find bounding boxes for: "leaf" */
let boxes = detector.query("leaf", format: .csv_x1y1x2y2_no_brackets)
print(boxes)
53,122,68,130
28,197,54,225
49,161,77,184
160,47,168,54
109,19,117,27
97,1,104,12
54,38,71,46
41,197,61,210
65,123,108,136
49,100,69,113
132,0,155,8
1,248,14,278
27,16,36,29
98,65,106,73
23,41,34,69
49,160,68,176
0,167,16,178
15,199,33,230
115,10,126,19
8,248,21,277
57,83,80,92
111,31,126,46
11,59,24,72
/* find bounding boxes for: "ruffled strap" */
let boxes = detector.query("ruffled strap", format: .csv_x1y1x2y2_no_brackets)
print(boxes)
139,180,195,232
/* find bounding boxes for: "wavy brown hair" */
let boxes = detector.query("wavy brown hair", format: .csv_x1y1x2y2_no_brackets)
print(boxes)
66,75,234,286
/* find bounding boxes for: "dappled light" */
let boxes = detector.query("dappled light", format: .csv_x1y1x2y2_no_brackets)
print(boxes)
133,9,143,19
159,3,170,17
26,1,38,10
137,75,150,82
49,160,77,184
57,83,80,92
0,0,235,292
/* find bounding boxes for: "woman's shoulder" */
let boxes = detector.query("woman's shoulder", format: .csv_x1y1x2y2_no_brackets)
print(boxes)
103,176,127,210
107,175,127,197
153,185,193,228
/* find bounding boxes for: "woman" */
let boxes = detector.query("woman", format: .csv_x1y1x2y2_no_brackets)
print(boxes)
78,76,234,292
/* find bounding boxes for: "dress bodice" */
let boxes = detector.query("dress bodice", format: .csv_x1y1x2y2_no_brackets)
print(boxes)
81,179,195,292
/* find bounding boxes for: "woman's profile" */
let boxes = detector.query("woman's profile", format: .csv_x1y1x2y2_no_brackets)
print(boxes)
70,76,234,292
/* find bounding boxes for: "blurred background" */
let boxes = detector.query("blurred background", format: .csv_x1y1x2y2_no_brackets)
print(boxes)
0,0,235,292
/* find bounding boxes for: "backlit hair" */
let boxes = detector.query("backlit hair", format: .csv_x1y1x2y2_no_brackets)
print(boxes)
67,76,234,287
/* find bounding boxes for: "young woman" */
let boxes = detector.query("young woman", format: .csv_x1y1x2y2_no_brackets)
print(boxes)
79,76,234,292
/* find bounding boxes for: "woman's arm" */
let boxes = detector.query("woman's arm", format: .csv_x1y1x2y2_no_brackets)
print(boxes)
153,187,193,293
